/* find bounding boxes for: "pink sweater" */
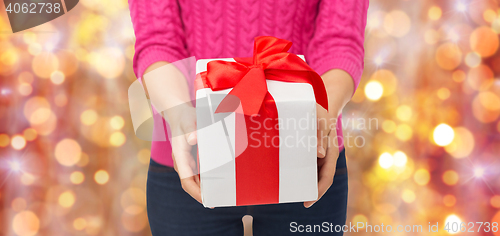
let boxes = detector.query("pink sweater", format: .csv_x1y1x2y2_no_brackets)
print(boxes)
129,0,369,166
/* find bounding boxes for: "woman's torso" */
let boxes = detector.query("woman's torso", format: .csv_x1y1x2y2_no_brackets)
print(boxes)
177,0,321,59
150,0,347,166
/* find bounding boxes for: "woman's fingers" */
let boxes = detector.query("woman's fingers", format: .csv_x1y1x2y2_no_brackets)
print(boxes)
186,131,197,145
181,176,202,203
317,128,327,158
305,128,339,208
304,150,338,208
172,116,202,204
316,106,329,158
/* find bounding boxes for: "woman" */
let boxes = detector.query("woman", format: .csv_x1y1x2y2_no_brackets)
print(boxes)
128,0,368,235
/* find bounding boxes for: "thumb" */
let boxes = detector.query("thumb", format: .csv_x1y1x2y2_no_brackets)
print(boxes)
182,121,197,145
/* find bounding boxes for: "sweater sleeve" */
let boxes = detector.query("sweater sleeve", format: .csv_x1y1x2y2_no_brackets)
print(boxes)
306,0,369,93
128,0,188,79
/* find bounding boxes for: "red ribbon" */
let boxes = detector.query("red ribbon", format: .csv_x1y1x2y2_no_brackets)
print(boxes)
200,36,328,116
199,36,328,205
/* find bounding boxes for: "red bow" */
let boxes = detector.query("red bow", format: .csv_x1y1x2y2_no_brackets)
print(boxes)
201,36,329,116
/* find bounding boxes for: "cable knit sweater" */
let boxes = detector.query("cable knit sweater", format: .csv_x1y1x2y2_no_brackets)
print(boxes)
129,0,369,166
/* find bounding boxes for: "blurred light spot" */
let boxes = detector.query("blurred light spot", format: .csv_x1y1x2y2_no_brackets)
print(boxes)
24,97,50,123
467,65,494,91
32,52,59,78
0,134,10,147
395,124,413,141
365,81,383,101
448,30,460,43
367,11,384,30
73,218,87,231
29,108,51,125
470,26,499,57
23,32,36,44
378,152,394,169
484,9,497,23
18,71,34,84
55,139,82,166
54,93,68,107
85,216,103,235
414,169,430,185
81,109,98,126
472,91,500,123
370,69,398,96
58,191,76,208
11,135,26,150
110,116,125,130
70,171,85,184
11,198,27,212
382,120,397,133
396,105,412,121
436,43,462,70
445,214,462,234
402,189,416,203
23,128,37,141
478,91,500,110
56,51,79,76
94,170,109,185
28,43,42,56
137,149,151,165
456,2,466,12
393,151,407,167
443,194,457,207
12,211,40,236
384,10,411,37
110,132,126,146
121,210,148,232
433,124,455,146
424,29,440,44
352,214,368,228
77,152,90,167
492,19,500,34
121,188,146,212
374,55,384,66
474,167,484,178
125,205,144,215
452,70,466,83
18,83,32,96
50,71,65,85
428,6,442,20
437,87,451,100
21,173,36,185
465,52,481,68
1,88,11,95
442,170,459,185
491,195,500,208
9,160,21,172
90,47,125,79
2,48,19,66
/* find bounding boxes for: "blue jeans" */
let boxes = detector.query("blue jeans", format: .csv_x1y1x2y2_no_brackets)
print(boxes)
147,150,348,236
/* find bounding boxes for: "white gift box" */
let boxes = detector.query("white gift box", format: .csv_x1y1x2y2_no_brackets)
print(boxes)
195,56,318,208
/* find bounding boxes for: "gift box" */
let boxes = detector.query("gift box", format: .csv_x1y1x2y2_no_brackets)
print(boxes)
195,36,329,207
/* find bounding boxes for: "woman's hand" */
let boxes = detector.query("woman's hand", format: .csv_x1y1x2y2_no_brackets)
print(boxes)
304,69,354,208
143,61,202,204
168,104,202,203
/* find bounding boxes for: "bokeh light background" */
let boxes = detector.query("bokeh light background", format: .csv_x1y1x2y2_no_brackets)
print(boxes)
1,0,500,235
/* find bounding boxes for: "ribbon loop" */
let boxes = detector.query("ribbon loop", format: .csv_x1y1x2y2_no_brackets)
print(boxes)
204,36,328,116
